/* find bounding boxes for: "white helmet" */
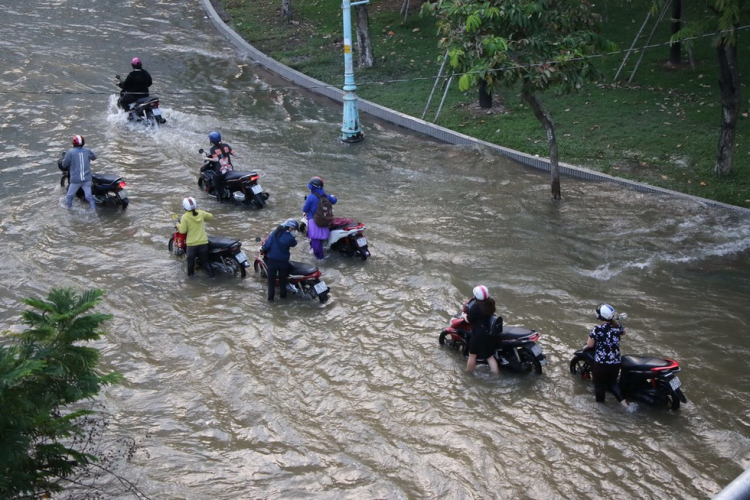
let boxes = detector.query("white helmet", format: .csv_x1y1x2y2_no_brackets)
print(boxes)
596,303,616,321
473,285,489,301
182,197,197,211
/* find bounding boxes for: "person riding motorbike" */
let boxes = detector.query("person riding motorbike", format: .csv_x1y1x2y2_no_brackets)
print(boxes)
117,57,152,111
206,131,235,202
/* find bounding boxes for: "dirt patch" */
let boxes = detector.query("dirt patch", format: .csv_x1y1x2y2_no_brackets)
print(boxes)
455,99,508,117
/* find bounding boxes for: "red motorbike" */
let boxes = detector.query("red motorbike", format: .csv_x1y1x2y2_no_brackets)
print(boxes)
439,301,547,374
253,242,330,303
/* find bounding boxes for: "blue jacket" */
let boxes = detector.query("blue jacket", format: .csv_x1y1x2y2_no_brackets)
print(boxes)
302,187,338,220
262,228,297,261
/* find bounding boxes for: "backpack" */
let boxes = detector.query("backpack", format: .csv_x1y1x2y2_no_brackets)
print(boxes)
313,193,334,228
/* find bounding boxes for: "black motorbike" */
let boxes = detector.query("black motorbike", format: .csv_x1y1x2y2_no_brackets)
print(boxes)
115,75,166,127
168,222,250,278
570,347,687,409
197,149,269,208
439,309,547,374
58,154,129,210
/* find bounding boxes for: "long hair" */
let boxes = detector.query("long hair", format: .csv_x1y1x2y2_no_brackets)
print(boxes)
272,224,285,237
480,297,496,316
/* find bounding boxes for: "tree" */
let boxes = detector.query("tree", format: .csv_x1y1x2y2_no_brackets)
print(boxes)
355,4,375,68
282,0,293,22
0,288,124,498
424,0,614,199
666,0,748,175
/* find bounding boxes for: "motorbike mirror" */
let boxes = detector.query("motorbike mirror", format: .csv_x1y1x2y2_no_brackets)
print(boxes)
198,148,205,154
172,214,179,220
115,74,120,80
255,237,261,242
617,313,628,320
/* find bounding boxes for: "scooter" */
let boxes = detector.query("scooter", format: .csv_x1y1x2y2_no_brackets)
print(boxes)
197,149,269,208
439,301,547,374
299,217,370,260
58,153,129,210
570,348,687,410
253,238,330,303
168,217,250,277
115,75,166,127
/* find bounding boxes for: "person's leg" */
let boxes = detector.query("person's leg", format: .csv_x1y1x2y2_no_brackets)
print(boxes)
81,181,96,209
266,260,278,301
311,238,325,259
592,363,607,402
466,353,477,372
65,182,80,208
279,261,289,298
186,245,197,276
197,244,212,277
487,355,500,374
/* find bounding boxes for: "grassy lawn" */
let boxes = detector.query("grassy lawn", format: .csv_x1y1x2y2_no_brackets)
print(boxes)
216,0,750,208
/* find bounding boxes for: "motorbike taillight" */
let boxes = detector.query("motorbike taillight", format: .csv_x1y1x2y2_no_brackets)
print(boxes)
527,332,540,343
250,175,259,182
117,181,127,189
152,100,160,108
651,359,680,371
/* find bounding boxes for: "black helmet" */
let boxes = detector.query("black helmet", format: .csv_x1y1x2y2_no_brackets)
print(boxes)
308,176,324,190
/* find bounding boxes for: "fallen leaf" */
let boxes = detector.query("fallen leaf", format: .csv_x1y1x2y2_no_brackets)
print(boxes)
661,175,668,180
388,31,395,36
563,133,571,137
412,28,420,32
676,144,682,148
664,122,671,125
700,181,708,186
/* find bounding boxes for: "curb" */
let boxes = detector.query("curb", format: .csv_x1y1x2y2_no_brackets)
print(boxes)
200,0,749,215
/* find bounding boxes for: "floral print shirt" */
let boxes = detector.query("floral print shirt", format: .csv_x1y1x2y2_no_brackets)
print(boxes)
589,322,625,364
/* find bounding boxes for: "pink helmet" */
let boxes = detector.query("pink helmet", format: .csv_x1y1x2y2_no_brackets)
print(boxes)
72,135,85,147
473,285,489,301
131,57,142,68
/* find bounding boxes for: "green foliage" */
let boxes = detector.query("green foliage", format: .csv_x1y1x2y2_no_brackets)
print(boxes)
425,0,616,96
0,288,122,498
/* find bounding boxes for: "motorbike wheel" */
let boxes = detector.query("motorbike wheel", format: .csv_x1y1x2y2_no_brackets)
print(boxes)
253,193,265,209
569,356,592,379
120,197,129,210
168,236,175,253
519,349,543,375
253,259,268,278
221,256,245,278
658,381,683,410
438,330,449,346
60,175,69,188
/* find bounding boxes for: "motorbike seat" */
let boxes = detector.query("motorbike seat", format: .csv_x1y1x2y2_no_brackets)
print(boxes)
496,326,535,340
208,236,240,249
91,173,122,185
224,170,257,181
330,217,358,229
621,355,673,371
289,261,317,275
134,96,158,106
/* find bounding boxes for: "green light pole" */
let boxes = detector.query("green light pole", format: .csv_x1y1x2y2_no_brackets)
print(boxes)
340,0,366,143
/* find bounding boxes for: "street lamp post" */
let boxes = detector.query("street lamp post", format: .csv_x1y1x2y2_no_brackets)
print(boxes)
340,0,367,143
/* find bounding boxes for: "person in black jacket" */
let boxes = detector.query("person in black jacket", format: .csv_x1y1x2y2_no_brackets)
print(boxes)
465,285,500,374
117,57,152,111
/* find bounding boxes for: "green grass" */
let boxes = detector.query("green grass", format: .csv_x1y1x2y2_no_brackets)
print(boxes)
216,0,750,208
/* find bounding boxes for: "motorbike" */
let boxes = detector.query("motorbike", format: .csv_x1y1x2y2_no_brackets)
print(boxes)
570,347,687,410
253,236,330,303
58,153,129,210
115,75,166,127
197,149,269,208
168,217,250,277
299,216,370,261
439,302,547,374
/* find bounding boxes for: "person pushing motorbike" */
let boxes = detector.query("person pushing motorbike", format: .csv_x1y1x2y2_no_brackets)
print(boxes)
585,303,628,407
302,176,337,260
61,135,97,210
261,219,299,301
116,57,152,111
464,285,500,374
177,197,214,277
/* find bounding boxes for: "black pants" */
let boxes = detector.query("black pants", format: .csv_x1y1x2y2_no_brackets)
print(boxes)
214,170,227,200
186,244,212,277
266,258,290,300
118,93,144,111
592,362,624,402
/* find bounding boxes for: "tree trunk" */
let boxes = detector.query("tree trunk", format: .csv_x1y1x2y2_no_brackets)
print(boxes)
669,0,682,65
281,0,293,22
715,35,740,175
523,90,561,199
478,79,492,109
355,5,374,68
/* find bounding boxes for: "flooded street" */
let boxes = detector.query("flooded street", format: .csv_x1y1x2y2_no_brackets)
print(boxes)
1,1,749,498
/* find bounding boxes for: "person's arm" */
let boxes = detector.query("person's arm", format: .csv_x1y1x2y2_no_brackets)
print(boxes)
89,150,96,161
145,71,152,88
586,337,596,349
61,151,71,168
302,196,314,216
203,211,214,221
328,194,338,205
289,233,297,247
177,217,188,235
